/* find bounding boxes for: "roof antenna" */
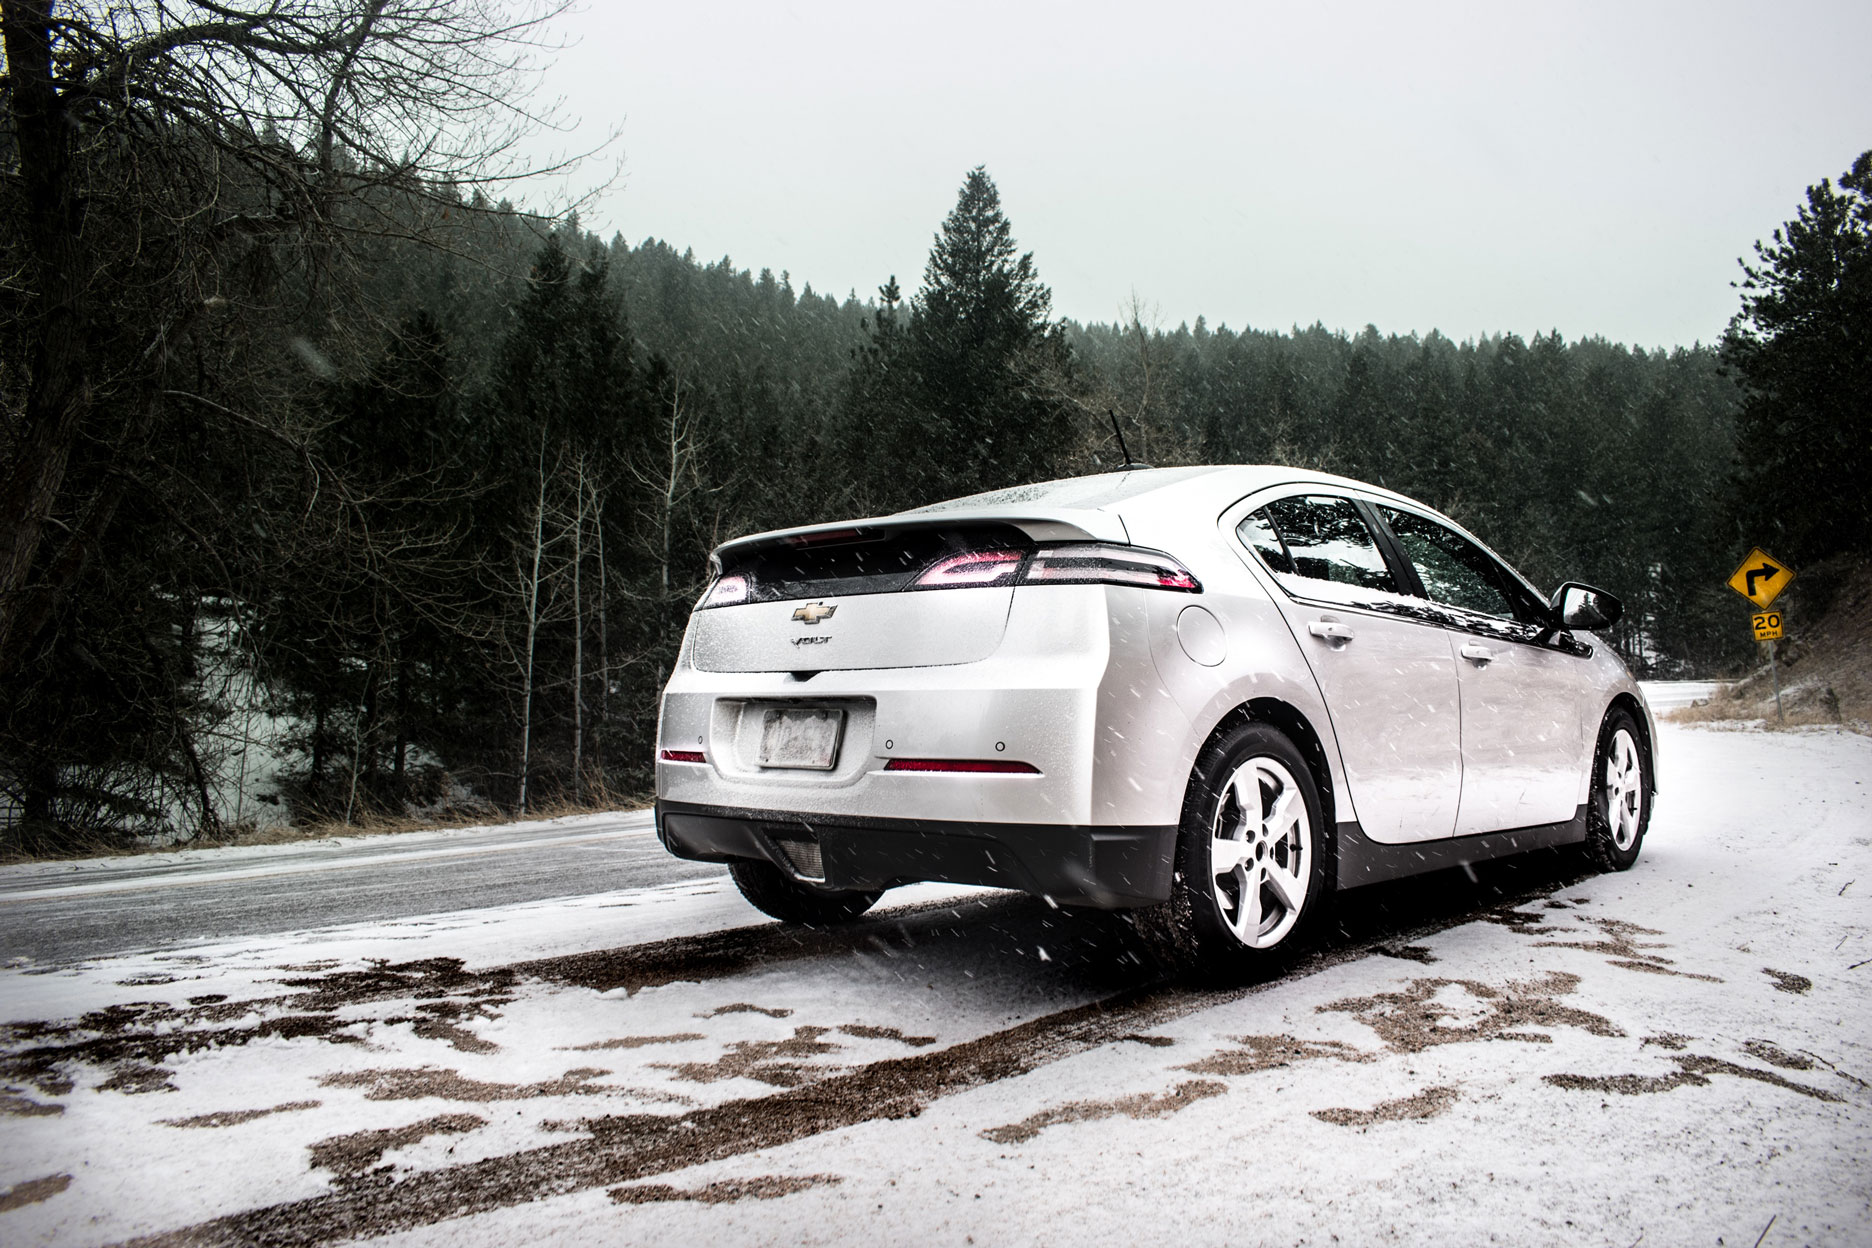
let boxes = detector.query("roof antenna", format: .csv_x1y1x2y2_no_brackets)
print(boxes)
1108,409,1151,471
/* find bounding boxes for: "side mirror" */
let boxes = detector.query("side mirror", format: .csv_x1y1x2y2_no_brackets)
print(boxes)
1548,582,1622,632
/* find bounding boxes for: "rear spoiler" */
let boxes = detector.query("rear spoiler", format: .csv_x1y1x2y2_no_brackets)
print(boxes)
710,506,1131,565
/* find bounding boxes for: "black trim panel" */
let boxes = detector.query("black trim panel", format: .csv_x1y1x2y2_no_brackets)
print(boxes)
1335,805,1589,890
656,799,1176,909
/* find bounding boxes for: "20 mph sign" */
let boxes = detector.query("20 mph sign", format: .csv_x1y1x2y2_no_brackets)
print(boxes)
1727,548,1794,608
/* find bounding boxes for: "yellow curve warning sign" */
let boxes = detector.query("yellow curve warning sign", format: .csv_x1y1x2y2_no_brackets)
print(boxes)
1727,548,1795,608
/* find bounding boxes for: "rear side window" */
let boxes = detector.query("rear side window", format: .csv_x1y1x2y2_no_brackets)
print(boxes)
1238,496,1399,596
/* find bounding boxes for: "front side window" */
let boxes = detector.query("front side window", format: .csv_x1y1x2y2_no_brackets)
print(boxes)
1237,495,1399,599
1380,508,1517,620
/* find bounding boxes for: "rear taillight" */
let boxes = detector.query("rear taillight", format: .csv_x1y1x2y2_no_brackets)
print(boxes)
1022,543,1201,592
700,575,748,608
912,549,1027,589
909,542,1200,594
695,537,1201,607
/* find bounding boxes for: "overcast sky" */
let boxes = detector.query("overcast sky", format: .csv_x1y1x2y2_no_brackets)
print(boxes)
531,0,1869,349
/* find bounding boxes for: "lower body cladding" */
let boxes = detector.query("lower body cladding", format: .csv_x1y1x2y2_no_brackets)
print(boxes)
656,799,1176,909
658,799,1594,909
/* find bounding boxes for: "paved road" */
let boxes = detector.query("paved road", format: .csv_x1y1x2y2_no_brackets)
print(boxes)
0,812,723,967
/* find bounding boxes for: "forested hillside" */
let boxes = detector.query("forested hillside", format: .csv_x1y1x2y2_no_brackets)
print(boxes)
5,5,1854,853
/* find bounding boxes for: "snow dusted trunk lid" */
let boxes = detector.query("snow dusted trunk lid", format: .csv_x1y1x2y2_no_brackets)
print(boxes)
689,511,1126,674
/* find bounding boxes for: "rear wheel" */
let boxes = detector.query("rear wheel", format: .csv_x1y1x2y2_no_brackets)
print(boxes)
1584,708,1649,872
729,859,882,925
1142,722,1330,980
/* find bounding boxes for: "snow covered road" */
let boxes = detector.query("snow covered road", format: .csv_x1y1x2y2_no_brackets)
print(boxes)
1,721,1868,1246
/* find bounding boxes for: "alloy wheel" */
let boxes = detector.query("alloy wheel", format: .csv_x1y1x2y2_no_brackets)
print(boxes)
1603,727,1644,852
1208,756,1312,948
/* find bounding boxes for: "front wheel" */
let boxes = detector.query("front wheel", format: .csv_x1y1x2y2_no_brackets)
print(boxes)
729,859,882,926
1584,708,1650,872
1140,722,1330,980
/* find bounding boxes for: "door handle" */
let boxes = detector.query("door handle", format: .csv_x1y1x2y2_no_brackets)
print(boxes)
1307,620,1355,645
1460,643,1494,665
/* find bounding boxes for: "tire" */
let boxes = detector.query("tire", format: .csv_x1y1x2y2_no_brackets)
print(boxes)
728,859,882,925
1584,707,1650,872
1140,722,1331,981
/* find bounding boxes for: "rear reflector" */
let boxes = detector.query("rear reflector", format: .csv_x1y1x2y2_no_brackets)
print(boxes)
883,758,1040,774
659,749,706,764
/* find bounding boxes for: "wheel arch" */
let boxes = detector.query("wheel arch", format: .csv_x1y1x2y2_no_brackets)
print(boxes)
1605,691,1657,796
1193,697,1340,847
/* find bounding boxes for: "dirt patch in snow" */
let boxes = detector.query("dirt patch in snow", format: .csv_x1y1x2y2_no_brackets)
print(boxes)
1311,1085,1461,1127
97,1063,178,1094
1763,967,1812,994
563,1033,706,1052
309,1114,485,1177
1374,944,1438,963
1533,915,1723,982
656,1026,845,1088
163,1100,320,1128
838,1025,936,1047
702,1003,794,1019
1179,1034,1371,1076
1,1011,360,1098
1545,1054,1841,1102
0,1088,63,1117
0,1173,71,1213
609,1174,842,1204
1481,906,1726,982
980,1079,1227,1143
321,1067,615,1103
404,1021,498,1054
1740,1039,1815,1070
1641,1033,1693,1051
1319,971,1623,1053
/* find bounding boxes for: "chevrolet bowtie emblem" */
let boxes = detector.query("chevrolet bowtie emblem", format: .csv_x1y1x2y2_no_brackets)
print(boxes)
791,602,837,625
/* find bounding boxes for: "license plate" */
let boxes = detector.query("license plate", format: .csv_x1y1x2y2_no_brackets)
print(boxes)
757,706,845,770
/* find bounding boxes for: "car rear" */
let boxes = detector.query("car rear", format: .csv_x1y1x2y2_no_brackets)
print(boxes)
653,512,1205,908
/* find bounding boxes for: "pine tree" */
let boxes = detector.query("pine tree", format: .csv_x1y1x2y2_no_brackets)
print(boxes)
1723,151,1872,560
850,169,1076,512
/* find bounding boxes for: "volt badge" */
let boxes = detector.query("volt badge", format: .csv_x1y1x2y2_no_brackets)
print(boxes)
791,602,837,625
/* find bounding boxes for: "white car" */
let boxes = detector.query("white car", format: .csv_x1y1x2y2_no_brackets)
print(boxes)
654,466,1655,976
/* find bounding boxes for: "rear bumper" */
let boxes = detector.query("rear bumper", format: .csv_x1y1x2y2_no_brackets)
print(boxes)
656,798,1176,909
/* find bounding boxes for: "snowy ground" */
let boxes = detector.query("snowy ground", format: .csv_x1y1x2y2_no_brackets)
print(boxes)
1,714,1868,1246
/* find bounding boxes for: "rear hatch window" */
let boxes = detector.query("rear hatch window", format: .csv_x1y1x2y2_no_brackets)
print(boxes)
718,524,1031,603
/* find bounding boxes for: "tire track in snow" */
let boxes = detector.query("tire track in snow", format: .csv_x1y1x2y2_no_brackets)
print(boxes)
115,860,1599,1247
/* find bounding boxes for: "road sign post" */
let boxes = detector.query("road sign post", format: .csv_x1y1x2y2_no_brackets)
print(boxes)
1728,548,1795,724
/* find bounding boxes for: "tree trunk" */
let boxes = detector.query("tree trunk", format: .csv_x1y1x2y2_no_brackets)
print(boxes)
393,640,408,794
311,695,328,795
517,440,548,814
594,489,609,790
571,460,586,803
0,4,92,679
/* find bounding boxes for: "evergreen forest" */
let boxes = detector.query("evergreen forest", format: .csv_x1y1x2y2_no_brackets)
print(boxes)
3,4,1865,852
